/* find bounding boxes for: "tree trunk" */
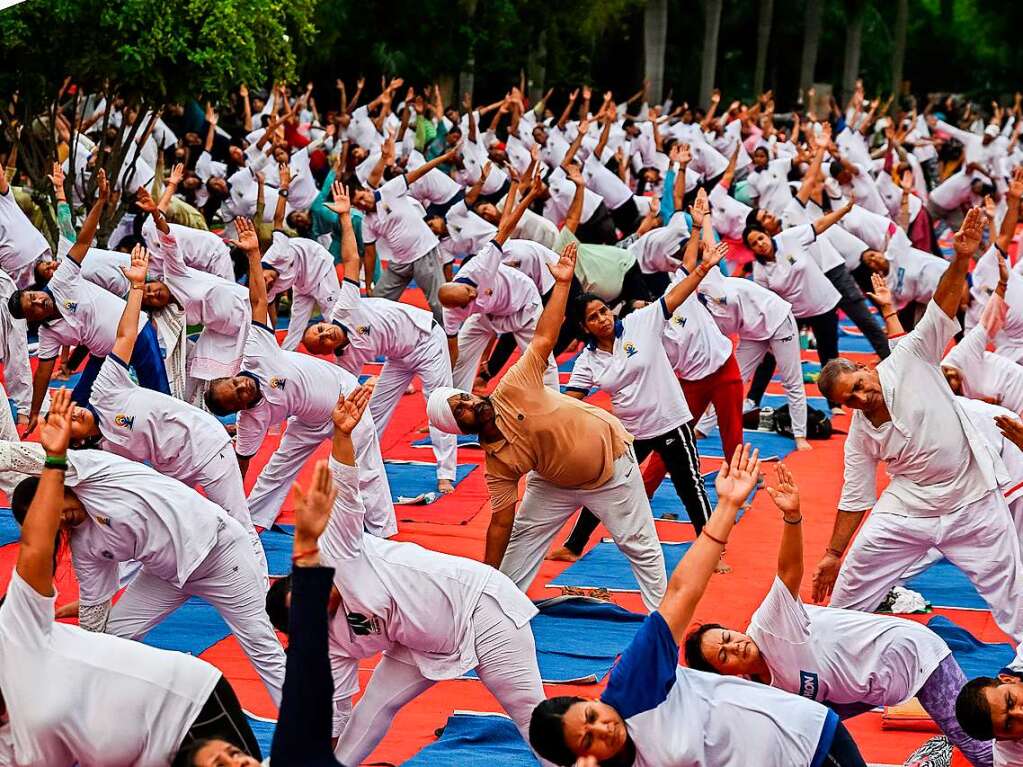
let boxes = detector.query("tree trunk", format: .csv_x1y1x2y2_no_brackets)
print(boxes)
753,0,774,96
891,0,908,96
457,0,479,104
940,0,954,22
644,0,669,105
527,27,548,104
699,0,723,107
842,0,866,100
799,0,822,97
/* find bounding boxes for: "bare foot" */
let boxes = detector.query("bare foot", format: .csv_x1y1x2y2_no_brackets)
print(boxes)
437,479,455,494
548,546,580,562
714,555,732,574
795,437,813,451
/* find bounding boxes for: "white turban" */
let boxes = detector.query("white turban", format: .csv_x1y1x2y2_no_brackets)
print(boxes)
426,386,469,434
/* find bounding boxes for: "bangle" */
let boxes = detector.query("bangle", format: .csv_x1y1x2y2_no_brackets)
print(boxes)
130,283,145,290
702,530,728,546
292,547,319,562
44,455,68,471
826,546,843,558
783,515,803,525
882,311,897,320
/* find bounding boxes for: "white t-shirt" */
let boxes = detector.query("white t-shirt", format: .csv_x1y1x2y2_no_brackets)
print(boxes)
944,325,1023,414
708,184,752,241
929,169,976,211
746,158,794,217
662,273,733,380
442,241,542,336
0,187,49,286
362,175,440,264
886,247,947,309
500,239,557,295
543,166,603,226
602,611,835,767
141,219,232,280
91,354,231,478
752,225,841,319
64,450,233,605
839,301,1004,515
262,232,338,301
837,203,909,254
567,300,692,439
583,150,633,210
235,322,359,456
330,279,435,375
0,570,219,767
443,200,497,260
406,150,462,207
628,212,690,275
781,200,845,273
747,577,950,707
36,256,149,361
698,267,792,341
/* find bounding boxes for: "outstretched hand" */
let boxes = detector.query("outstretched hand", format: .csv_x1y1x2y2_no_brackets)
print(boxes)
714,443,761,508
865,271,893,309
765,463,800,517
134,188,159,215
232,217,260,253
953,207,985,258
120,243,150,287
292,460,337,546
40,388,73,457
327,179,351,216
331,385,372,435
549,242,577,283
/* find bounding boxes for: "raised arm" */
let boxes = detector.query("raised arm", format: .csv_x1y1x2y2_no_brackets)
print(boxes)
67,169,110,265
326,181,360,283
495,173,543,246
672,143,691,213
561,116,591,167
557,89,579,132
157,162,185,214
366,130,395,189
234,217,267,323
529,243,577,360
110,245,149,363
864,271,906,338
663,241,727,315
274,163,291,229
16,387,73,597
765,464,804,598
682,188,709,272
659,445,761,642
562,164,586,234
798,129,829,205
934,206,984,318
812,196,854,236
997,167,1023,254
135,188,169,235
406,142,459,186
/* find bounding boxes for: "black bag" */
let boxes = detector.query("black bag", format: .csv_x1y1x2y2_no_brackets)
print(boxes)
772,403,833,440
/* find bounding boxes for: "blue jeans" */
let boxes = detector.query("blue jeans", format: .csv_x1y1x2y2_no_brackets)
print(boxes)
71,320,170,406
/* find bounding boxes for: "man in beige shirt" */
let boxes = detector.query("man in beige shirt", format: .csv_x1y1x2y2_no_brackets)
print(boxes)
427,244,666,611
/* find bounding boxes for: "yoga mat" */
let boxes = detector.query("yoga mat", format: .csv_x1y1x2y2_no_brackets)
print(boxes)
245,715,276,758
926,615,1016,678
0,510,20,547
142,597,230,656
260,526,295,577
412,433,483,449
649,472,755,523
385,461,477,504
463,596,645,684
403,712,538,766
550,540,691,592
760,394,830,412
905,559,987,611
557,354,579,372
696,427,795,460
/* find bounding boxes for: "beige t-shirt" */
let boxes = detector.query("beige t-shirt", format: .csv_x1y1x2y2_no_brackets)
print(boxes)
483,345,631,511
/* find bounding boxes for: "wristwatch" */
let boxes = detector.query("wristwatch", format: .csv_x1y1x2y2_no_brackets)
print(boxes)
279,188,289,199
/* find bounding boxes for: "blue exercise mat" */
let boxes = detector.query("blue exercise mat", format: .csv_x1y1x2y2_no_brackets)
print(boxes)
246,716,276,758
404,713,538,766
261,526,295,576
464,596,645,684
385,461,476,503
838,326,879,354
48,372,83,390
0,509,21,547
649,472,754,523
412,433,483,449
776,360,822,383
550,540,691,592
696,427,794,460
142,597,230,656
557,354,579,372
905,558,987,611
926,615,1016,678
760,394,830,412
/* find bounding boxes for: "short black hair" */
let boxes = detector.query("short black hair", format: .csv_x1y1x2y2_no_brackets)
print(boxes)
529,697,584,766
573,291,608,340
204,378,236,417
11,476,40,525
447,125,462,137
829,162,844,179
956,677,999,741
622,119,635,131
744,208,761,230
172,738,213,767
7,290,26,320
265,574,292,634
682,623,725,673
741,222,769,257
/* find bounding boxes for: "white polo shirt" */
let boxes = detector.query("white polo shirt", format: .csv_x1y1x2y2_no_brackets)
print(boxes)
141,218,232,280
601,611,837,767
662,273,733,380
746,158,794,216
443,200,497,260
752,225,841,319
583,150,633,211
330,278,435,374
944,325,1023,414
781,200,845,273
837,203,908,253
708,184,752,241
839,301,1004,515
362,175,440,264
321,460,536,736
262,232,337,301
454,140,508,196
0,187,49,287
886,247,947,308
36,257,149,361
91,354,231,478
235,322,359,456
828,162,887,216
698,267,792,341
747,577,950,707
442,241,542,336
406,150,462,207
628,212,690,275
64,450,234,605
0,569,220,767
929,169,976,211
567,300,692,439
543,166,603,226
500,238,557,295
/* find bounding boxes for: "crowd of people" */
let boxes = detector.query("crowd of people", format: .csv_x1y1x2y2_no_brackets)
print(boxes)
2,71,1023,766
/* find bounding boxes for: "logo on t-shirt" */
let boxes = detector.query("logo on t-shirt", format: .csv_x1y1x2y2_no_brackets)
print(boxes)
355,325,371,335
798,670,820,699
895,267,906,295
672,315,687,327
346,611,382,636
623,342,638,358
269,376,287,390
62,299,78,313
113,414,134,430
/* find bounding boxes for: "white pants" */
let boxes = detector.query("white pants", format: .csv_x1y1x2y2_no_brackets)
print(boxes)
180,444,268,586
453,306,559,391
831,492,1023,643
105,518,286,706
696,315,806,438
370,324,457,481
0,383,29,498
247,412,396,537
501,448,667,612
281,275,342,351
335,593,548,767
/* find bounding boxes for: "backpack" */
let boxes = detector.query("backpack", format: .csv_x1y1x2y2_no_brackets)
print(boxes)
772,403,833,440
